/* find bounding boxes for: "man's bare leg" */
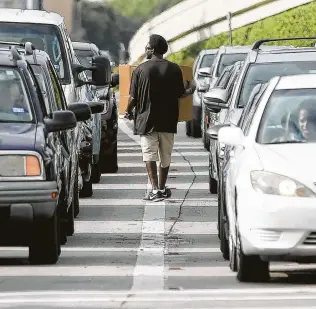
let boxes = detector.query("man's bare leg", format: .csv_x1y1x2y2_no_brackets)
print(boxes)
159,165,169,190
145,161,159,190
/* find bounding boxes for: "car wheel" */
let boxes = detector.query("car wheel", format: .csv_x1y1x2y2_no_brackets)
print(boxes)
202,109,210,151
220,204,229,260
73,163,80,218
29,211,60,265
101,141,118,174
217,181,221,240
229,231,237,272
186,120,202,138
236,231,269,282
91,161,101,183
209,157,218,194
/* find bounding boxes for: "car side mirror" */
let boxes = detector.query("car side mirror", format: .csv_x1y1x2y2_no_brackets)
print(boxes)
44,110,77,133
206,124,231,140
68,103,91,122
88,101,105,114
111,73,119,87
218,126,245,147
203,88,229,110
197,67,211,77
92,56,112,86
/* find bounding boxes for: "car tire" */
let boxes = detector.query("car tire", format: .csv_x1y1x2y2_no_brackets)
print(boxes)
186,120,202,138
66,198,75,236
202,109,210,151
80,178,93,198
229,231,237,272
236,231,269,282
220,205,229,260
73,164,80,218
101,141,118,174
209,157,218,194
29,211,60,265
91,161,101,183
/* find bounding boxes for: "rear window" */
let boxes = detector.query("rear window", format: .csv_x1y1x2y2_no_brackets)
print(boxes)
238,61,316,108
216,53,247,77
0,68,32,123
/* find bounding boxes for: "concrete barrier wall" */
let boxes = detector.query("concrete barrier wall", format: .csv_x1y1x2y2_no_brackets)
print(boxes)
128,0,313,64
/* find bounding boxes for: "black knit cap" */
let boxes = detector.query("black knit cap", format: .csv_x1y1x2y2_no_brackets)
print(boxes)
149,34,168,55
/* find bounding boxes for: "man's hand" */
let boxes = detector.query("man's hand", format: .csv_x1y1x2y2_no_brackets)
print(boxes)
185,80,196,94
124,111,133,120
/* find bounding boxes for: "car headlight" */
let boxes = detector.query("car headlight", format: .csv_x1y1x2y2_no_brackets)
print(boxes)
0,154,42,177
250,171,316,197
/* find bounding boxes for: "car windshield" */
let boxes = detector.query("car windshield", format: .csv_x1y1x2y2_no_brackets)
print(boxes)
0,68,32,123
257,89,316,144
0,22,69,84
74,49,94,78
238,62,316,108
200,54,216,69
216,53,247,77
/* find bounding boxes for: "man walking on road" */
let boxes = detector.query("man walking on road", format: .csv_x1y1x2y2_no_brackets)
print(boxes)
124,34,196,202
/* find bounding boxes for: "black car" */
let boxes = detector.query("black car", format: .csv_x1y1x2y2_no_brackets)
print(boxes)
21,45,104,242
0,41,92,264
73,42,119,173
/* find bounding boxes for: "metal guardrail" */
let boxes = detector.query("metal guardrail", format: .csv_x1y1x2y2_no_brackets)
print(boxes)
128,0,313,64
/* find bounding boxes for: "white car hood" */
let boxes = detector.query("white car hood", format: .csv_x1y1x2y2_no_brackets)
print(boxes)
254,143,316,187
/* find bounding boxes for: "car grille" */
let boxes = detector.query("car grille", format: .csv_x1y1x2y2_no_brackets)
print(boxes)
303,232,316,245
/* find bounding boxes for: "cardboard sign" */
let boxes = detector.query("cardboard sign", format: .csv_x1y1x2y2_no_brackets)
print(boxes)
118,64,193,122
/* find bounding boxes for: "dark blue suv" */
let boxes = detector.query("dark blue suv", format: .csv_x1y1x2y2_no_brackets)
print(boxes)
0,42,92,264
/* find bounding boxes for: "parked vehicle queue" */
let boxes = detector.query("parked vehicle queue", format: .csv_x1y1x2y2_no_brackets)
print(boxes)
0,8,120,265
200,36,316,282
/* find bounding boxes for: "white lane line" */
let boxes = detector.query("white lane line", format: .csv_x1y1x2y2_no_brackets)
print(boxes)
1,264,316,277
79,198,217,207
0,247,220,254
74,221,217,235
118,146,204,150
93,183,208,190
132,200,165,291
118,141,203,146
118,152,208,157
119,117,166,291
118,162,208,167
101,171,208,176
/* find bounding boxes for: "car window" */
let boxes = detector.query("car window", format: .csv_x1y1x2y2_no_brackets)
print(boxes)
238,61,316,109
216,53,247,77
257,88,316,144
31,64,52,114
0,22,69,84
200,53,216,69
0,67,33,123
239,84,265,133
216,70,231,88
75,49,94,79
47,61,67,110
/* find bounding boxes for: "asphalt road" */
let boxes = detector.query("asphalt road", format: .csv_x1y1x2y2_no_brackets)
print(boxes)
0,118,316,308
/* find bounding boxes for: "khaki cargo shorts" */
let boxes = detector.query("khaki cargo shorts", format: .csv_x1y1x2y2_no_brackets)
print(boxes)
140,132,175,168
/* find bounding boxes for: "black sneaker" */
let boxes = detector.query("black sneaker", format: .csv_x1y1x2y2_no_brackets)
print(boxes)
161,187,172,198
143,191,164,202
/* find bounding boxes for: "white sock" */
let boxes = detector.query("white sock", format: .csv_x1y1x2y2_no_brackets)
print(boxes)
152,189,158,194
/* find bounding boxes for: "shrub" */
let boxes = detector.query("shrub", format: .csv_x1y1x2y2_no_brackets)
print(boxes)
167,1,316,66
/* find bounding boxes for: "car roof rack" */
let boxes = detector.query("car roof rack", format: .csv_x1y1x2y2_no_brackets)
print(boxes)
0,41,37,63
252,37,316,50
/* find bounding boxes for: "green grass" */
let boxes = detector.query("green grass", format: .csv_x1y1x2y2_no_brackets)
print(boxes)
109,0,184,24
167,1,316,66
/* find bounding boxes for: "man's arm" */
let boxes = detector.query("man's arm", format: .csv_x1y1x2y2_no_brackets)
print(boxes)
175,66,196,99
180,81,196,98
126,96,136,114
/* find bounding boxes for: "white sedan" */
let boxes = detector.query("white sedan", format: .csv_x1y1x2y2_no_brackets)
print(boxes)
218,74,316,282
